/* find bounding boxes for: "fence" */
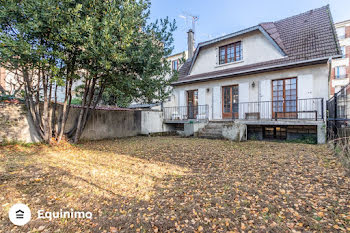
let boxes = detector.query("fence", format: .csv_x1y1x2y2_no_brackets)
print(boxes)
236,98,324,121
327,84,350,171
327,84,350,139
163,105,209,121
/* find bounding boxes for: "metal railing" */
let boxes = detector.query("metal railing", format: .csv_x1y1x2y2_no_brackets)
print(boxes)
231,98,324,121
327,83,350,139
335,74,348,79
163,105,209,121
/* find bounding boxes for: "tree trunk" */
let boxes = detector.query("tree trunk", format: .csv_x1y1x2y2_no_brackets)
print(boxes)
57,79,72,143
80,81,106,132
42,68,50,143
47,78,53,143
73,78,96,143
52,81,58,138
23,68,45,140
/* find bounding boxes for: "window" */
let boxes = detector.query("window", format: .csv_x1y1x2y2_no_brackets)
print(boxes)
219,42,242,64
272,78,297,119
335,66,347,79
222,85,239,119
172,60,179,71
263,126,287,140
337,27,346,39
187,90,198,119
341,46,346,58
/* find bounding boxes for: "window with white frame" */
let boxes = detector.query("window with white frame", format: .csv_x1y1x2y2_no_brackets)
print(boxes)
337,27,346,39
335,66,347,79
341,46,346,58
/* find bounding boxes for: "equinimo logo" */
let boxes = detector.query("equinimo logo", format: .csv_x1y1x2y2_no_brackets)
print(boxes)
9,204,31,226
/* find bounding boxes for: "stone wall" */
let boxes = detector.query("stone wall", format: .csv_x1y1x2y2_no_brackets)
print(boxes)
64,107,142,141
0,104,170,143
0,103,41,143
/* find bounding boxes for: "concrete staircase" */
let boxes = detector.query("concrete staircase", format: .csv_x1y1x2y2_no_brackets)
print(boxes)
196,122,225,139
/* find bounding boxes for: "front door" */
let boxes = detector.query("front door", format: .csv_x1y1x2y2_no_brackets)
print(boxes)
272,78,297,119
222,85,239,119
187,90,198,119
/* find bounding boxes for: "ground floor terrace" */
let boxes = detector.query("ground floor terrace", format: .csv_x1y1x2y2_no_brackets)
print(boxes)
163,97,326,143
1,137,349,232
167,64,329,142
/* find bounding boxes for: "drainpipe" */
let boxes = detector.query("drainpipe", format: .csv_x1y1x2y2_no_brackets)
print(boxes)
328,57,333,98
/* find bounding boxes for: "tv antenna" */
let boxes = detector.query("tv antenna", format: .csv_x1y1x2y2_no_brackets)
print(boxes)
180,12,199,34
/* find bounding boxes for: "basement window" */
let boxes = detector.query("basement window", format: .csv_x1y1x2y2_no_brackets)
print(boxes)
263,126,287,140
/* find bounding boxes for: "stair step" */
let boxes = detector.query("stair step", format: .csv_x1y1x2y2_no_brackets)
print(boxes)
205,125,223,129
198,133,224,139
202,129,222,133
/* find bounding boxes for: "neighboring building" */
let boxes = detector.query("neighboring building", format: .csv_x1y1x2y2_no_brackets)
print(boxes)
168,51,188,74
0,67,21,96
0,65,84,102
330,19,350,95
129,50,188,110
162,50,188,108
164,6,341,143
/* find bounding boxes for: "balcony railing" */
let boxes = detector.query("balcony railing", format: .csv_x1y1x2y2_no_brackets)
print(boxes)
163,98,324,122
163,105,209,121
335,74,348,79
234,98,324,121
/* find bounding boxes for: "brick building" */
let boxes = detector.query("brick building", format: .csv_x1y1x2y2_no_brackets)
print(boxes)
330,19,350,96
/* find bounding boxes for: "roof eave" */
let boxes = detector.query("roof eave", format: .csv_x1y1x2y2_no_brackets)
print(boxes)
172,56,339,86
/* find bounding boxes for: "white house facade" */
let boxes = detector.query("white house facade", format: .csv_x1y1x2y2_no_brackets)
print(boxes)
164,6,342,143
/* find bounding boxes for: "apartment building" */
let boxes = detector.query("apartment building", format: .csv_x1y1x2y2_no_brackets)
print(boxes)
330,19,350,95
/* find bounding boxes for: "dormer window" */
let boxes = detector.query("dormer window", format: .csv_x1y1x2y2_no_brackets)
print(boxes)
219,41,242,65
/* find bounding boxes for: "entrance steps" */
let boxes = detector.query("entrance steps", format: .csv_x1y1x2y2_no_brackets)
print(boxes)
196,122,227,139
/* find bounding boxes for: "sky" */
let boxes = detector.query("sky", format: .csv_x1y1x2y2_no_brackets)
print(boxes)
149,0,350,54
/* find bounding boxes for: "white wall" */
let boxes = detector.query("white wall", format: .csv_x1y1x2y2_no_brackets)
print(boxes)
190,30,284,76
173,64,329,120
140,111,172,134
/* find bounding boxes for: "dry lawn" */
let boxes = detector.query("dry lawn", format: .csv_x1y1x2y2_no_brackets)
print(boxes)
0,137,349,232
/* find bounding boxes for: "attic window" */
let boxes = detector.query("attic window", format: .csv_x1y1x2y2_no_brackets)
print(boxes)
219,41,242,65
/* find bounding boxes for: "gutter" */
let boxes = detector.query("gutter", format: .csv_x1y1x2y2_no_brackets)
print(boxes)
172,55,342,86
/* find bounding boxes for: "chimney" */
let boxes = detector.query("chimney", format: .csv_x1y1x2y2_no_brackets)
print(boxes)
187,29,194,59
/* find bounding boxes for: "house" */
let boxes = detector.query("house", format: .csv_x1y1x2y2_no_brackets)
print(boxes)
15,209,24,219
164,5,342,143
330,19,350,95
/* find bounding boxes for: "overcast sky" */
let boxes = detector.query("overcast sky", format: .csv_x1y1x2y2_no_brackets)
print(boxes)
150,0,350,54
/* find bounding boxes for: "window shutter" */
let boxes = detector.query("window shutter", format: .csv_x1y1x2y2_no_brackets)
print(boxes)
259,80,272,119
213,86,221,119
238,83,250,119
178,90,185,107
215,47,218,65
